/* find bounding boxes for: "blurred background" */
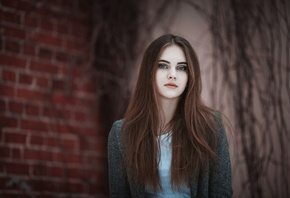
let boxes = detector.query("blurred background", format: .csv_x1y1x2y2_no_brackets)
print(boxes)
0,0,289,197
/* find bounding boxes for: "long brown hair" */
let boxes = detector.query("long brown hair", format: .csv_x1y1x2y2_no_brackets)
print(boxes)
121,34,218,192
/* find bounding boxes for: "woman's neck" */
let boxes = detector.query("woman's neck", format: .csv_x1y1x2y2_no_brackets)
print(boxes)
159,98,179,132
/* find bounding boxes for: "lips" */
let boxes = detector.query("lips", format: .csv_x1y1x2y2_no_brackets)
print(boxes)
164,83,178,89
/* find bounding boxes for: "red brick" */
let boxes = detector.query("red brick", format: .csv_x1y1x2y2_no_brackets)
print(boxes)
78,80,95,93
67,15,87,27
30,32,63,47
30,134,44,145
61,109,71,119
45,108,71,119
4,132,26,144
89,182,108,194
71,28,88,39
36,6,62,20
56,24,68,34
89,156,106,166
55,152,82,164
5,39,20,53
16,88,47,101
55,0,70,8
0,99,6,112
0,54,27,68
1,0,17,9
3,11,21,24
3,25,26,39
58,64,68,75
65,153,82,164
40,19,55,32
67,167,80,178
25,103,40,116
24,15,38,27
52,79,65,90
81,127,98,136
20,119,48,132
68,123,85,133
51,92,76,105
54,152,63,162
0,145,10,158
0,1,104,195
6,162,30,175
32,164,50,176
92,140,106,151
69,181,85,193
47,137,58,147
81,168,91,179
79,138,90,150
0,84,15,97
19,73,33,85
66,40,86,51
74,111,85,121
78,1,89,12
8,100,23,113
11,147,21,159
0,165,4,175
55,52,67,62
51,166,63,177
30,60,58,74
18,0,35,12
36,76,49,88
24,149,53,161
30,179,54,192
72,67,83,77
1,193,32,198
40,150,53,161
54,181,69,193
2,69,17,82
42,106,53,117
61,139,76,149
57,124,81,134
71,28,88,41
38,47,52,59
22,43,36,56
0,115,18,128
0,36,2,51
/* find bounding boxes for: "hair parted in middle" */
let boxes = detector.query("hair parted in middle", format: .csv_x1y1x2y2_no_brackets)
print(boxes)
121,34,218,192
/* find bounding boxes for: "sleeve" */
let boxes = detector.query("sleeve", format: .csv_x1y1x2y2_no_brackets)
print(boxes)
209,113,233,197
108,120,132,197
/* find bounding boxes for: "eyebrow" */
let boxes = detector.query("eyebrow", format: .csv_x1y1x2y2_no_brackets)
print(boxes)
159,59,188,65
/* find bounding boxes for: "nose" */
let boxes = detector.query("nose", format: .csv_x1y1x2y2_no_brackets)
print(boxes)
168,68,176,80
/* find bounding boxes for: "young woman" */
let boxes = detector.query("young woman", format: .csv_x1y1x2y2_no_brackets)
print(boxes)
108,34,232,197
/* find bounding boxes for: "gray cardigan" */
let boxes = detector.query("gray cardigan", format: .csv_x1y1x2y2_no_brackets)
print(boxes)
108,117,232,197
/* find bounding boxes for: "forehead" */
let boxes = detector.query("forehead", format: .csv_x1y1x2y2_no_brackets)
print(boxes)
159,45,186,62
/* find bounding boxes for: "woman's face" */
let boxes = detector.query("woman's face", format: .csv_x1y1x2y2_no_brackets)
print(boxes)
155,45,188,103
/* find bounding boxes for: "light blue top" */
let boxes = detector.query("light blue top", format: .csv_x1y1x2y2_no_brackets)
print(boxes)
144,132,190,198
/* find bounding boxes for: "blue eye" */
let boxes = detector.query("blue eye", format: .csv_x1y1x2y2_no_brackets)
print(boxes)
176,65,187,71
158,63,169,69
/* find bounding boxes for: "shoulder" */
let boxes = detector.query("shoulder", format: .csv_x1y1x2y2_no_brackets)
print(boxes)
208,110,229,152
111,119,124,132
213,111,230,154
108,119,124,145
213,111,225,134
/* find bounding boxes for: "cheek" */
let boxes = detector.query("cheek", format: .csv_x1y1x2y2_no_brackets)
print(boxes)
181,74,188,88
155,70,164,84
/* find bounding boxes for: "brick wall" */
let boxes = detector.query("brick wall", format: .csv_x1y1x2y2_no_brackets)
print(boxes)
0,0,107,197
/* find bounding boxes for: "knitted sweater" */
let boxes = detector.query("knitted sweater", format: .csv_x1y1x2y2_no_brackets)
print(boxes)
108,116,232,198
